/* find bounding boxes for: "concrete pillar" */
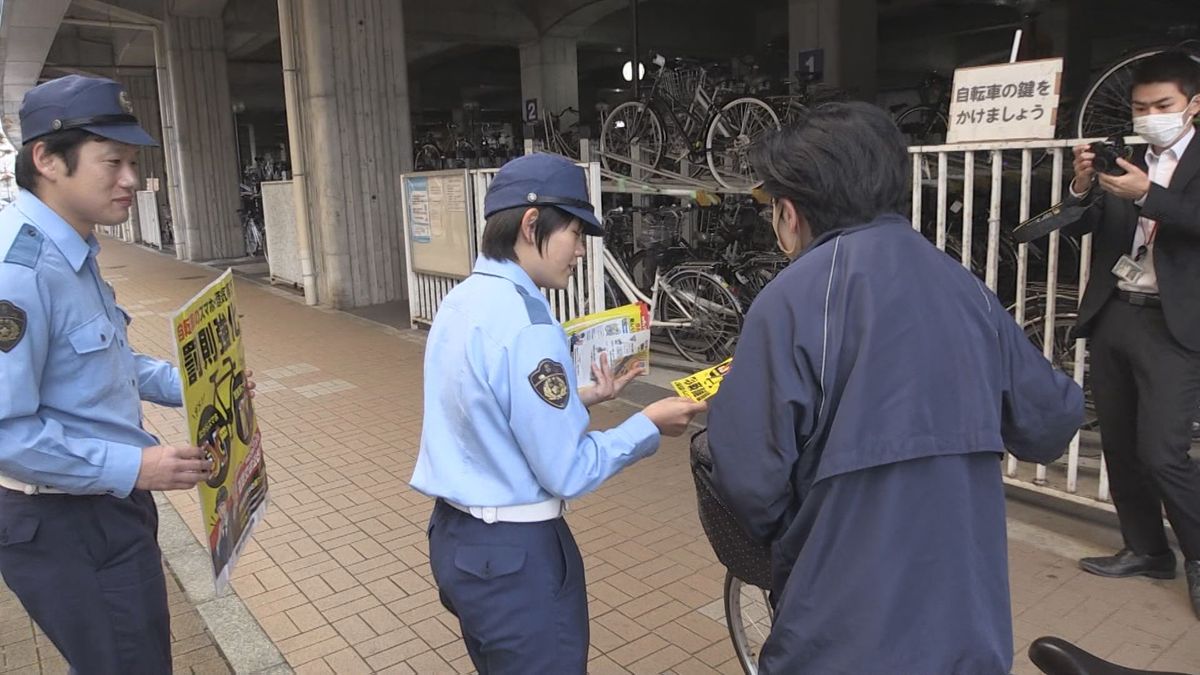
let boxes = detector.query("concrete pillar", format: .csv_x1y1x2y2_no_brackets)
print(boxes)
789,0,876,100
115,71,169,244
162,13,241,261
520,36,579,125
291,0,413,308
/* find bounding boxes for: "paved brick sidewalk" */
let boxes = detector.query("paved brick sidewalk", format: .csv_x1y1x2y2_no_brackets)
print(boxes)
5,238,1198,674
0,565,230,674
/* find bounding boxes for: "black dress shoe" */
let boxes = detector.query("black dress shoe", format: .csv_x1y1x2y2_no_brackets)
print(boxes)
1079,548,1176,580
1187,560,1200,620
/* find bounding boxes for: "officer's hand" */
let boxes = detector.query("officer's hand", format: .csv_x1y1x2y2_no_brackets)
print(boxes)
579,353,644,407
246,369,257,399
643,397,708,437
1071,144,1096,195
135,445,213,491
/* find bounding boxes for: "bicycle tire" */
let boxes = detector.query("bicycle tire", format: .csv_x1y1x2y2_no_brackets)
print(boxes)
599,102,666,176
1076,45,1200,140
199,405,232,488
627,248,693,294
894,105,948,146
660,266,743,364
724,571,772,675
231,371,254,445
705,97,781,191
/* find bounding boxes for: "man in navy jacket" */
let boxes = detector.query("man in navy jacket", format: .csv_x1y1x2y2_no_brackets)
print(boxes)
707,102,1085,674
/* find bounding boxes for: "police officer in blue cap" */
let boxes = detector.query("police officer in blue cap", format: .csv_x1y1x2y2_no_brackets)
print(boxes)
0,75,229,672
411,153,706,673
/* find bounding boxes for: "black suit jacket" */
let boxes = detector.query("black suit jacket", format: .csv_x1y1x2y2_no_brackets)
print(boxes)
1065,136,1200,351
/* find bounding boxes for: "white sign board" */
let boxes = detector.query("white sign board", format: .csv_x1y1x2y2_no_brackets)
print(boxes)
946,58,1063,143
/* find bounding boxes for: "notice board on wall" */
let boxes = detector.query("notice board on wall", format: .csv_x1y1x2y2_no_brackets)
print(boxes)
403,170,474,278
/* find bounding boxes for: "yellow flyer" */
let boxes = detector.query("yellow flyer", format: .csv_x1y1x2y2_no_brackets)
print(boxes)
172,269,268,594
672,358,733,402
563,302,651,385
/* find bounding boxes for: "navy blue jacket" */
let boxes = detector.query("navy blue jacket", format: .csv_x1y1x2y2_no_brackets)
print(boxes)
708,214,1085,674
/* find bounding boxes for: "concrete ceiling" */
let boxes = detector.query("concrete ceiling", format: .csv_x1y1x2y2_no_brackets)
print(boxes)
1,0,73,144
8,0,1200,134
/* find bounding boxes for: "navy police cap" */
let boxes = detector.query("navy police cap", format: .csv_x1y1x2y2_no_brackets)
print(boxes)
483,153,602,236
20,75,157,147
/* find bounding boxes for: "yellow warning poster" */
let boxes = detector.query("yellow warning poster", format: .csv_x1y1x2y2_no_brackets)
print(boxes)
172,269,268,594
672,358,733,402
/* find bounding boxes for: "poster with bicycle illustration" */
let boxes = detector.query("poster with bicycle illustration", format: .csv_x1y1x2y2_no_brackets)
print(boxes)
172,269,269,595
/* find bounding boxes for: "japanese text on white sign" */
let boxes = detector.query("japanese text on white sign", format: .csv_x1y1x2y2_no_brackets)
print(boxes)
946,58,1063,144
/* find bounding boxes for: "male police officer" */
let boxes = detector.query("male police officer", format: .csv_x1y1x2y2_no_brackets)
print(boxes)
0,75,212,672
411,153,705,673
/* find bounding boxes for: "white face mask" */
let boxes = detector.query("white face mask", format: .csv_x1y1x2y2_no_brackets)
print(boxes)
1134,99,1199,147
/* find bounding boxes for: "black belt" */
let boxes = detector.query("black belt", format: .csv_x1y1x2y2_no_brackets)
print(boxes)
1115,290,1162,308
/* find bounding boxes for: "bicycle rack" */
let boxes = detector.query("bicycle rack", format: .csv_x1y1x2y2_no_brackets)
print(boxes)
597,142,755,198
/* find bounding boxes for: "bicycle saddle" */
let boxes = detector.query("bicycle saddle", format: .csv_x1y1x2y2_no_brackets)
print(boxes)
1029,637,1193,675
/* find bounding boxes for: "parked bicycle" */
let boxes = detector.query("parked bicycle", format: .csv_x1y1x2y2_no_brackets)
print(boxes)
599,54,782,190
542,107,583,160
239,181,266,258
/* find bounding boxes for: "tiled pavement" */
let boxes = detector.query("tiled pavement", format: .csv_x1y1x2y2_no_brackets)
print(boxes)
3,238,1199,674
0,564,230,674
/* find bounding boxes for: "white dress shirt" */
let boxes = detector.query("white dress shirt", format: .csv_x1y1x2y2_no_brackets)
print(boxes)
1071,127,1194,294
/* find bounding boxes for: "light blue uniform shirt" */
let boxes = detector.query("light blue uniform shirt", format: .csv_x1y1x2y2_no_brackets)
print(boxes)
0,190,182,497
410,256,660,505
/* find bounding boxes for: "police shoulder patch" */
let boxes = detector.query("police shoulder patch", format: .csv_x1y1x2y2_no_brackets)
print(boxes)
528,358,570,409
0,300,27,353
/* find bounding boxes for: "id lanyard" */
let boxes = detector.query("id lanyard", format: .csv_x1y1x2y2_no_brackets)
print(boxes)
1135,220,1159,262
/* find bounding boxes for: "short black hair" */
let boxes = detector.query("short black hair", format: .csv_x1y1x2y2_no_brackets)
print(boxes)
15,129,103,193
750,101,908,239
479,205,576,262
1131,51,1200,100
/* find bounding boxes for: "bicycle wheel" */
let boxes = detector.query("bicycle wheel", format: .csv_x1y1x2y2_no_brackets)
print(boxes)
724,571,773,675
894,105,948,146
198,405,232,488
600,102,666,176
414,143,442,171
242,220,257,257
659,267,743,364
706,97,781,191
231,370,255,444
1076,46,1200,139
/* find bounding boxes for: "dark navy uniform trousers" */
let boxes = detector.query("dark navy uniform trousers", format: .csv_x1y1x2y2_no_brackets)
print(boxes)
428,499,588,674
0,488,171,674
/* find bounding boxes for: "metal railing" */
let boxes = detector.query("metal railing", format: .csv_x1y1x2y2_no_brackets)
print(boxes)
909,137,1117,510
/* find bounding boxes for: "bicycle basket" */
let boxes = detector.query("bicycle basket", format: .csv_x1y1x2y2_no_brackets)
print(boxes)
690,429,773,590
637,211,685,249
658,66,705,104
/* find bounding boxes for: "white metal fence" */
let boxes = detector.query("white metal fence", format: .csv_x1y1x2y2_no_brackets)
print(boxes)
405,162,606,328
909,137,1118,510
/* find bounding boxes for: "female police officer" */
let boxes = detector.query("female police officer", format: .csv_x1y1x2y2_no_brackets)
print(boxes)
410,153,705,673
706,103,1084,674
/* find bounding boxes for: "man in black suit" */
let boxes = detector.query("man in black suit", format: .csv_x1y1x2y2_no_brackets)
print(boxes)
1065,51,1200,619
